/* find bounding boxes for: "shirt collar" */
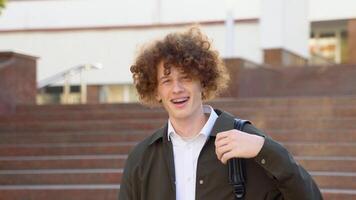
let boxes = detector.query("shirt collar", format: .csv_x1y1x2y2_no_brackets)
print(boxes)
147,108,236,145
167,105,218,141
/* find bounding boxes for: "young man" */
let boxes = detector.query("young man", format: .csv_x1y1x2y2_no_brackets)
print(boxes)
119,27,322,200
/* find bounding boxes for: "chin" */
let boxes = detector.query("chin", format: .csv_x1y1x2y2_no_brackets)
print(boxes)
169,110,191,120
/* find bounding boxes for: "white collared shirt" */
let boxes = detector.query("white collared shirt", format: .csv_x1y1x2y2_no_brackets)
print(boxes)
167,105,218,200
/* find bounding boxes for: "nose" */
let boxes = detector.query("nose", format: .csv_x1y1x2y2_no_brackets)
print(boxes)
172,80,184,93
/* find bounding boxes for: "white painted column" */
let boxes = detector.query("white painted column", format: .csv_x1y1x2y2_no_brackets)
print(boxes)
314,31,321,55
99,85,109,103
63,73,71,104
225,0,236,58
335,30,341,63
260,0,309,58
153,0,161,23
80,66,88,104
123,85,130,103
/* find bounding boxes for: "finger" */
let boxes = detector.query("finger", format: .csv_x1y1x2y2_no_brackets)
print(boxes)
221,151,236,164
215,130,234,141
215,131,237,146
216,143,233,160
215,137,231,149
216,129,241,143
216,137,234,151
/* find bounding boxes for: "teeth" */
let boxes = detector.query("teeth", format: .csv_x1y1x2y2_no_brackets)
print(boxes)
172,97,189,103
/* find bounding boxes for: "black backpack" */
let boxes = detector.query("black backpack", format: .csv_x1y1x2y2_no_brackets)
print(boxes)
228,118,250,200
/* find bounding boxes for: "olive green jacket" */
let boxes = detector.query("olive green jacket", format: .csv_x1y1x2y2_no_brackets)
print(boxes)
119,110,322,200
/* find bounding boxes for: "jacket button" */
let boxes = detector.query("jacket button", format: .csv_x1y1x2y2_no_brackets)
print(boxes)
199,179,204,185
261,158,266,164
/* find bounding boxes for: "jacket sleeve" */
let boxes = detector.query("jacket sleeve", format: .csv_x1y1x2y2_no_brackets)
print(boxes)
118,166,132,200
118,151,140,200
244,124,323,200
118,159,133,200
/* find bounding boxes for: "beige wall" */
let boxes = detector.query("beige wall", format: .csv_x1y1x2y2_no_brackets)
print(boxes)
0,23,262,85
98,84,138,103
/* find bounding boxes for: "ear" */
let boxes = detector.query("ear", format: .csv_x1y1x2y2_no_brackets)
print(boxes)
155,92,162,103
201,86,207,100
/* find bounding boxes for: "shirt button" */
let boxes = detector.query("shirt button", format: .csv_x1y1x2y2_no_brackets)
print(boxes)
199,179,204,185
261,158,266,164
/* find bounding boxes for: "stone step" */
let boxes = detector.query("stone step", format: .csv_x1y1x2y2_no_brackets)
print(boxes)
1,97,354,199
0,155,354,173
269,130,356,143
209,96,356,108
0,129,354,144
254,118,356,130
0,171,354,194
0,169,122,185
0,155,127,170
321,189,356,200
0,131,150,144
0,169,354,189
3,105,356,123
1,118,356,133
0,110,167,123
0,119,164,133
284,142,356,157
0,187,354,200
0,185,119,200
0,142,135,157
14,96,356,114
0,142,354,158
312,171,356,189
15,103,151,113
296,156,356,172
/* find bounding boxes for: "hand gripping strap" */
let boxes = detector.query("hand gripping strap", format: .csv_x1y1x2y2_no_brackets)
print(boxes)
228,119,251,200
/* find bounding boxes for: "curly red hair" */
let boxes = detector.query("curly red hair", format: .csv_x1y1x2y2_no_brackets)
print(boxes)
130,26,229,106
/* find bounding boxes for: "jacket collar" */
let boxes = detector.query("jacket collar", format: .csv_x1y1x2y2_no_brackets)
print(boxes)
148,123,168,145
148,109,235,145
210,109,235,137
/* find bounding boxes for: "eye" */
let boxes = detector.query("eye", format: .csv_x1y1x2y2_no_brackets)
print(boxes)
161,79,170,84
182,75,192,81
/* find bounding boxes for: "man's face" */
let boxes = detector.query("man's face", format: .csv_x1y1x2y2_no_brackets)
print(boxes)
155,62,204,121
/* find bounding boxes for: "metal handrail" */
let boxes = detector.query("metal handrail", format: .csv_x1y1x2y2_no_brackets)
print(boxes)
308,53,335,65
37,63,103,104
37,63,103,89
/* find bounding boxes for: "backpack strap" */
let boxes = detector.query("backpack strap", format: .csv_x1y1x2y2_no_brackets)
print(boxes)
228,118,251,200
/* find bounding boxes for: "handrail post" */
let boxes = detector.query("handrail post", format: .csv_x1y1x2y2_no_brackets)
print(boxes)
80,65,88,104
63,72,71,104
38,63,102,104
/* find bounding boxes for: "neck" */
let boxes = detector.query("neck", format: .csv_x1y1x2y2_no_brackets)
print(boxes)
169,105,208,139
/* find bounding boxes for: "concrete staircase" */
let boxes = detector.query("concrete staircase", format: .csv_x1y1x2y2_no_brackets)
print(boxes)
0,96,355,200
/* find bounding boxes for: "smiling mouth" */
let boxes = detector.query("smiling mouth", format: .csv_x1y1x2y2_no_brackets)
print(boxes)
171,97,189,105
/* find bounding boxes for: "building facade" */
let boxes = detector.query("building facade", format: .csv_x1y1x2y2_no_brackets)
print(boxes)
0,0,355,104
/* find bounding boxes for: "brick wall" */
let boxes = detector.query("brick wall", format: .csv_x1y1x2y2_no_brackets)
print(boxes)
238,64,356,98
347,19,356,64
0,52,37,114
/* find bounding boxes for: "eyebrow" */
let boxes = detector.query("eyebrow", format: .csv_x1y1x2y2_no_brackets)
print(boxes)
159,75,169,81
